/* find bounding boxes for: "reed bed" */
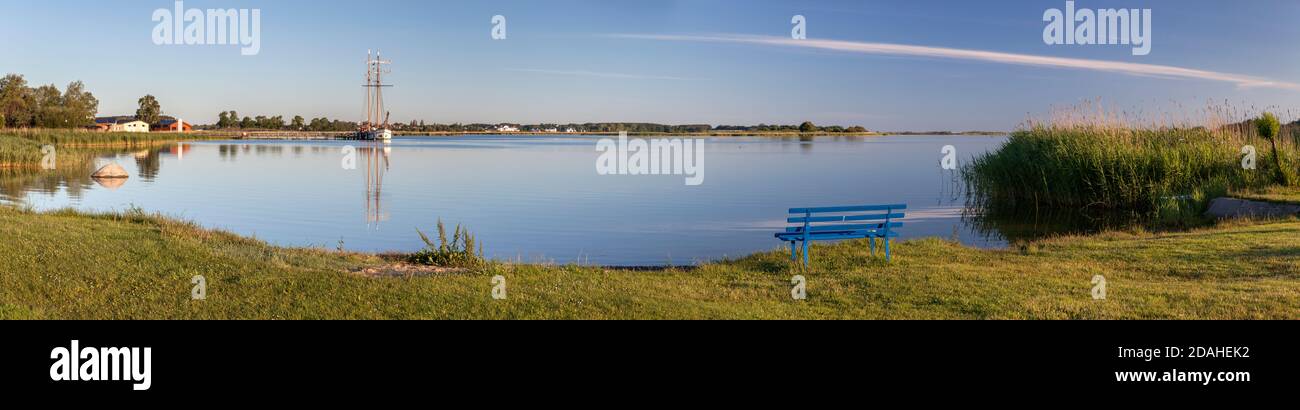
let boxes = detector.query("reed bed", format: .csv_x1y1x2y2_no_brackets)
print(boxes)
0,136,43,167
0,128,197,168
2,128,192,146
965,102,1300,217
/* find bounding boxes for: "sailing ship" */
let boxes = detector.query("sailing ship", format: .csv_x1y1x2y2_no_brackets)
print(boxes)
355,50,393,142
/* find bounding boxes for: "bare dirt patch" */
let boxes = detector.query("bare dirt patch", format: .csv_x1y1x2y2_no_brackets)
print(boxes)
352,263,467,277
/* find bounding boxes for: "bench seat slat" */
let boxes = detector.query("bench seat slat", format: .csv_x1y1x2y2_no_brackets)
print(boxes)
843,213,906,221
787,213,905,223
775,231,899,240
786,215,846,223
785,222,903,233
789,223,877,233
788,204,907,214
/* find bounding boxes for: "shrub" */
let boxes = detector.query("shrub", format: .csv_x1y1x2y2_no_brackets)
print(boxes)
407,219,484,268
1256,112,1289,185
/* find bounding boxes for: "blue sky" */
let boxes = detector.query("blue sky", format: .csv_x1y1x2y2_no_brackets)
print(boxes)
4,0,1300,130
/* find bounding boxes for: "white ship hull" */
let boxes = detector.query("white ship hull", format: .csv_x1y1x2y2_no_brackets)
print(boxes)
357,128,392,142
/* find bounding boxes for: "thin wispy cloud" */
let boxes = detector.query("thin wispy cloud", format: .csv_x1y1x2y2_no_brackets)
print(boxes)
609,34,1300,91
505,68,696,81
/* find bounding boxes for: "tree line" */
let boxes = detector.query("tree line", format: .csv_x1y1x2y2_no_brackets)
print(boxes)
0,73,175,130
2,72,873,135
0,74,99,129
201,117,870,134
211,111,358,131
717,122,868,133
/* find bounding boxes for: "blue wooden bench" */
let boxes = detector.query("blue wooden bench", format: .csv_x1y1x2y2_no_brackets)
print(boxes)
775,204,906,266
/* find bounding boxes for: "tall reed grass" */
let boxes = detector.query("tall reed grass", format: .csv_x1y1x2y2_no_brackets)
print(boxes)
965,102,1299,217
0,128,195,168
0,136,43,167
3,128,192,146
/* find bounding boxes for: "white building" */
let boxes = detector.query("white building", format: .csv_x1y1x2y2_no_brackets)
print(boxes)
113,121,150,133
94,117,151,133
495,124,519,132
94,117,152,133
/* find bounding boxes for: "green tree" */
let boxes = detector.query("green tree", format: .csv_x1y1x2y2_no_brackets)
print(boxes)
13,80,98,128
62,81,98,127
799,121,817,133
0,74,33,128
32,84,64,128
1256,112,1288,185
291,115,305,130
309,117,331,131
136,94,161,125
217,111,230,128
240,116,253,129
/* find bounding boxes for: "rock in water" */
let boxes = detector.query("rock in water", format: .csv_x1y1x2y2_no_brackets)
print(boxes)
91,163,129,179
1204,197,1300,219
92,177,127,190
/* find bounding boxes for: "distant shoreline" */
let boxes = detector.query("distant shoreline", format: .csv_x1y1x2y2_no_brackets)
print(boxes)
192,130,1007,140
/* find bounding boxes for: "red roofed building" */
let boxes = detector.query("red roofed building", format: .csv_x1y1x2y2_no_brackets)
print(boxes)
152,117,192,132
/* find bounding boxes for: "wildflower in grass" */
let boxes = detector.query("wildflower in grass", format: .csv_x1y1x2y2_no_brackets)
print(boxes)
409,218,485,268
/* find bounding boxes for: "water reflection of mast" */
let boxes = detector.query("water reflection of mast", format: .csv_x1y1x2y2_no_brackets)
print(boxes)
363,141,391,226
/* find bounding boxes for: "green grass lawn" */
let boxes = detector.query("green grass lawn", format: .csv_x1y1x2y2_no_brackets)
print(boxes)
1232,186,1300,205
1,206,1297,319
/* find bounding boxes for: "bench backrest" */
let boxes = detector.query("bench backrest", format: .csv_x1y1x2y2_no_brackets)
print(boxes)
785,204,906,235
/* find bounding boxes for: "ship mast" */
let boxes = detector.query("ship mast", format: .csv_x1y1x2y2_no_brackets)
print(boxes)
364,50,372,129
363,50,392,129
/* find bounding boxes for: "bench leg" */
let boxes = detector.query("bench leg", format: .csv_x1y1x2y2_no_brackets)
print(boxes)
884,237,891,262
789,241,797,261
802,240,810,267
869,237,876,256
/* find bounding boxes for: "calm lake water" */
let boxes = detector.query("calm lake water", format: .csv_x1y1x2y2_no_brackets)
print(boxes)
2,135,1010,265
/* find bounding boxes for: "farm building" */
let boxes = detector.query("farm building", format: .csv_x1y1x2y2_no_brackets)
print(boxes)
152,117,192,132
94,117,151,133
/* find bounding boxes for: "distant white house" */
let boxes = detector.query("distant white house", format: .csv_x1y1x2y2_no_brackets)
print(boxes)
94,117,151,133
495,124,519,132
564,127,577,133
115,121,151,133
